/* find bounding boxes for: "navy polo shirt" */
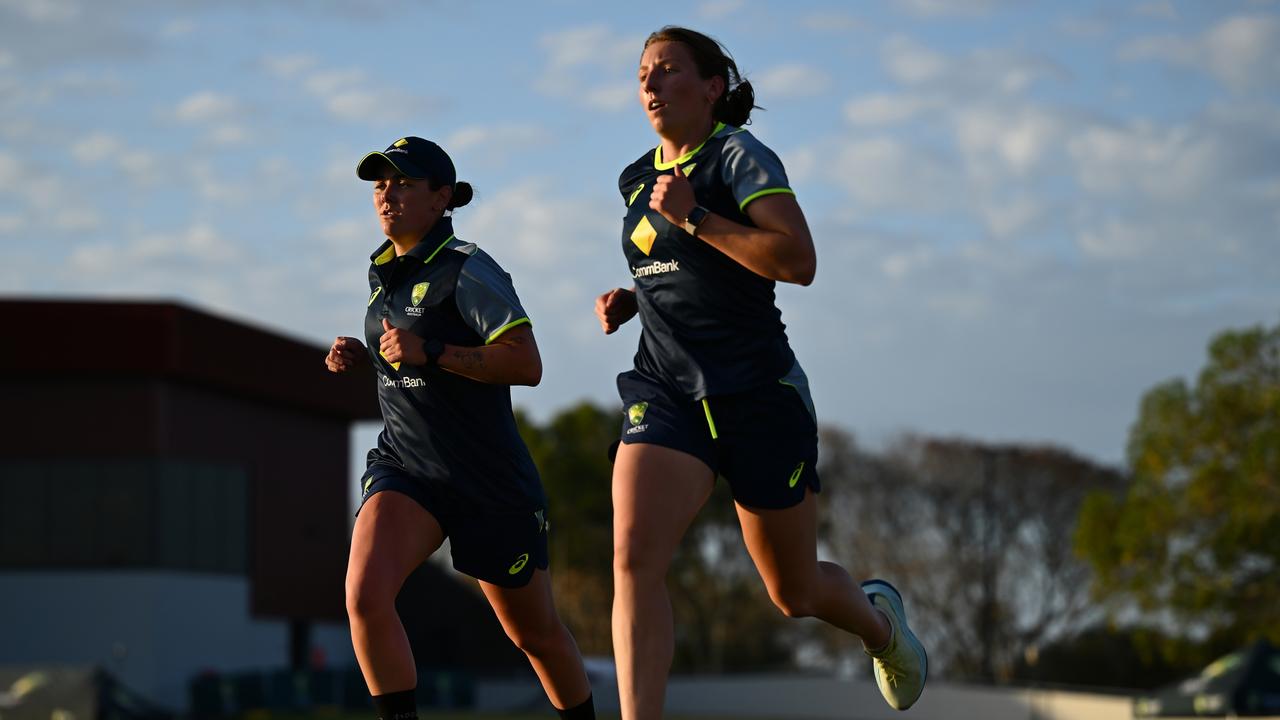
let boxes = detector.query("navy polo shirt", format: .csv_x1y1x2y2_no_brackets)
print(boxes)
363,217,545,513
618,123,798,399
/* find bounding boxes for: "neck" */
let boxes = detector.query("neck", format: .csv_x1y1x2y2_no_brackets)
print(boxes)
389,236,420,256
660,117,717,163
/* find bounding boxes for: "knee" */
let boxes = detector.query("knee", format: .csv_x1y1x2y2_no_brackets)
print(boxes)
768,584,817,619
345,570,397,624
612,536,668,586
506,620,564,659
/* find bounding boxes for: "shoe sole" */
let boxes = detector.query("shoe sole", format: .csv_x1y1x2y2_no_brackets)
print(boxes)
861,578,929,709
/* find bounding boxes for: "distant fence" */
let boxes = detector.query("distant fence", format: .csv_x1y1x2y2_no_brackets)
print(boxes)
187,667,473,718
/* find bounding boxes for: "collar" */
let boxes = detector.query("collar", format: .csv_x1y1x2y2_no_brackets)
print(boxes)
653,122,727,170
369,217,456,266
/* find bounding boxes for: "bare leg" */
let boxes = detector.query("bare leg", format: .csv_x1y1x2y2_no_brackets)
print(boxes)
346,491,445,694
735,490,890,647
612,443,715,720
480,569,591,711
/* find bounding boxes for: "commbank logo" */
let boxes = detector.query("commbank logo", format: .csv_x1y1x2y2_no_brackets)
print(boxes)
632,259,680,278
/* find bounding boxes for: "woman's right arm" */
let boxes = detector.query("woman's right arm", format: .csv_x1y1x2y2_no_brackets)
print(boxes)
325,336,366,373
595,286,638,334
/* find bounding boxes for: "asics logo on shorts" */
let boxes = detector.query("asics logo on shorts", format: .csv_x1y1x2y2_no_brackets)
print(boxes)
508,553,530,575
788,461,805,488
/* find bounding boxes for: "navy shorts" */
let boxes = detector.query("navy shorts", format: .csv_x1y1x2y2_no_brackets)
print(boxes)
358,464,549,588
615,361,821,509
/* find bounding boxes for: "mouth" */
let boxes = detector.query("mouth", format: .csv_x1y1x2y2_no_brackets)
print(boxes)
648,99,667,113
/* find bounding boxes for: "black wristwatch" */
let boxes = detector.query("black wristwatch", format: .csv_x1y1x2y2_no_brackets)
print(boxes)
421,337,445,367
682,205,710,237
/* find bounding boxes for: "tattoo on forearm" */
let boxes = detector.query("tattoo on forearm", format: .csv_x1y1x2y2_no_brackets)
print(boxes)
455,349,485,370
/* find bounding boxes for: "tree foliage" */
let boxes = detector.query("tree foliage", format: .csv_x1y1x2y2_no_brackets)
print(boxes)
818,431,1123,681
1075,322,1280,649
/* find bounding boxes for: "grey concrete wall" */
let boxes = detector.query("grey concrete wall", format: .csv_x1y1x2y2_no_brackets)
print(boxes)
0,571,354,710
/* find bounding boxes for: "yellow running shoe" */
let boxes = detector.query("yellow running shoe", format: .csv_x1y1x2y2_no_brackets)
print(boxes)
862,579,928,711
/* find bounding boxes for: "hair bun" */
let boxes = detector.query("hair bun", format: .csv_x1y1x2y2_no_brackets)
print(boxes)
448,181,474,210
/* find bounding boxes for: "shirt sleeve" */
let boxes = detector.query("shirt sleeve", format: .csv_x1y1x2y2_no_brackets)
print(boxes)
720,131,795,213
454,250,532,344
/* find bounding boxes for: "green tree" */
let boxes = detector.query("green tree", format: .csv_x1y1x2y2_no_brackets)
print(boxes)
1076,322,1280,650
516,402,618,656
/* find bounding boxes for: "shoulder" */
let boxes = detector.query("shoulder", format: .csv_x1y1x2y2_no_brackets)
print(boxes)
717,126,778,162
451,241,514,284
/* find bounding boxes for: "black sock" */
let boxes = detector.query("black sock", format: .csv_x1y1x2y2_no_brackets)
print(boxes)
371,689,417,720
557,693,595,720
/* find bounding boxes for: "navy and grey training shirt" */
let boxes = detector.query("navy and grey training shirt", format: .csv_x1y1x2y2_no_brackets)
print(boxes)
618,122,798,399
363,217,546,513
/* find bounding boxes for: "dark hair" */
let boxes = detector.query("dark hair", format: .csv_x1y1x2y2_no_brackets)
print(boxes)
442,180,473,211
644,26,760,127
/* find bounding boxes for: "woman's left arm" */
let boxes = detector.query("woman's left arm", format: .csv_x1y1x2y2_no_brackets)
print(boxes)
439,323,542,386
378,322,542,386
692,193,816,286
650,164,816,285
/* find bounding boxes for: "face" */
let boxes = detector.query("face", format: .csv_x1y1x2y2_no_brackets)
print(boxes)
371,168,451,241
638,40,724,138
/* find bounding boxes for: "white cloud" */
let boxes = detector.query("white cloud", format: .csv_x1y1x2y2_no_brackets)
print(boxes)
954,105,1063,177
0,213,22,234
1122,14,1280,92
173,90,241,123
541,25,636,71
262,53,318,80
0,0,80,22
753,63,830,98
71,132,123,164
830,137,959,212
1067,121,1220,200
536,25,643,113
845,93,935,126
1134,1,1179,20
880,35,1067,97
445,124,549,155
698,0,745,20
69,223,241,274
161,18,195,38
52,205,101,232
892,0,1013,18
883,35,948,85
980,196,1045,239
797,11,866,33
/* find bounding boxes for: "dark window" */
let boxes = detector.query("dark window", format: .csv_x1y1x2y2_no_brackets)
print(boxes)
0,460,248,573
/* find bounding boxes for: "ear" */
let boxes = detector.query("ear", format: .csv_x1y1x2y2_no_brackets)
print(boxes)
436,184,453,213
707,74,726,106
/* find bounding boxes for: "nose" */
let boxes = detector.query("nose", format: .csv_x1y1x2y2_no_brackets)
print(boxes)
641,72,659,96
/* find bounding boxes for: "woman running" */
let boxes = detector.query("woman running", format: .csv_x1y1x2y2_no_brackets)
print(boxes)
594,27,927,719
328,136,594,720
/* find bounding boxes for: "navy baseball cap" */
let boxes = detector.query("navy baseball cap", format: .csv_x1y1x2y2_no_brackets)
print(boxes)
356,136,456,186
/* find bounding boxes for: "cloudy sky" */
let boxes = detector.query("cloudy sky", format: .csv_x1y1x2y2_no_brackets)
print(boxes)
2,0,1277,468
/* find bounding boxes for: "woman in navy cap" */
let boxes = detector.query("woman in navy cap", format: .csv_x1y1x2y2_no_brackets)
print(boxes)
593,27,927,719
327,136,594,720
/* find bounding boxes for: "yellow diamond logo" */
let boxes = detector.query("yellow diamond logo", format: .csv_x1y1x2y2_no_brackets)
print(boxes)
393,138,409,147
630,215,657,256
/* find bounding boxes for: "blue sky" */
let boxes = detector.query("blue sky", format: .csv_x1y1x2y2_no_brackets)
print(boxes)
2,0,1277,467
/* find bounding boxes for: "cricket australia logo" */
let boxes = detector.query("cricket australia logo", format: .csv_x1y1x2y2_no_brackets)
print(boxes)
405,281,430,316
626,402,649,435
